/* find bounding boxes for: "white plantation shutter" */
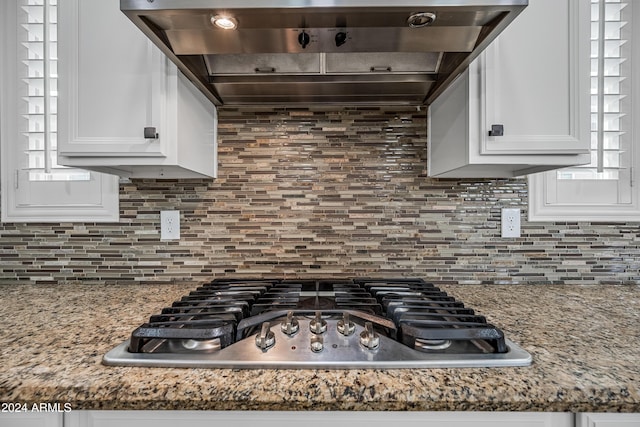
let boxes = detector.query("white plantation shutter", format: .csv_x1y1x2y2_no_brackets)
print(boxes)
1,0,119,222
558,0,630,184
529,0,639,221
20,0,90,182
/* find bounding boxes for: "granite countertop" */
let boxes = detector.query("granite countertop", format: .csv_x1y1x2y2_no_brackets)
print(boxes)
0,283,638,412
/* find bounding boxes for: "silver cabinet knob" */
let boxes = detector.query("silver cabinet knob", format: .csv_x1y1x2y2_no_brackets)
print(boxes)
309,311,327,334
255,322,275,351
280,311,300,336
337,312,355,336
359,322,379,350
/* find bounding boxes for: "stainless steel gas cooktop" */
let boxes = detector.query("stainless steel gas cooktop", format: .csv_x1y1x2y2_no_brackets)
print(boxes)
103,278,532,369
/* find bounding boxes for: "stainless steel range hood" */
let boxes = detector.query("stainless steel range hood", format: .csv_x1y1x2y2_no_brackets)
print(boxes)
120,0,527,106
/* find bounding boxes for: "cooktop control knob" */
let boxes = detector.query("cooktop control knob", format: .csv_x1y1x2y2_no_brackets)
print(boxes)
255,321,275,351
310,334,324,353
337,312,355,336
335,31,347,47
298,31,310,49
280,311,300,336
359,322,379,350
309,311,327,334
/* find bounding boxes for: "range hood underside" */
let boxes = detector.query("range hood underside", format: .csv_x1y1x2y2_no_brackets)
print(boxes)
205,52,440,105
208,74,436,105
121,1,527,106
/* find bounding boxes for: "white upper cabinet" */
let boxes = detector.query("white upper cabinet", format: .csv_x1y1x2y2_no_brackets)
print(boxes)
57,0,217,179
428,0,591,178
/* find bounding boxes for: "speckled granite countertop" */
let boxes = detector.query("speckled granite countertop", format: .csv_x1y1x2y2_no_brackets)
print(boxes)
0,283,638,412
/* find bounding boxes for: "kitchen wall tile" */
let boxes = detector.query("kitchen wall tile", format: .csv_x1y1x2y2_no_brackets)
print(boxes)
1,107,639,285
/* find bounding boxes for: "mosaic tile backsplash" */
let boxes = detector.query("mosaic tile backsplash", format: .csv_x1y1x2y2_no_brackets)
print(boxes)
1,107,639,285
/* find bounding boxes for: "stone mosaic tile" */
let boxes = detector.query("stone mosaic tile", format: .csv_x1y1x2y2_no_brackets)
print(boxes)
0,107,639,285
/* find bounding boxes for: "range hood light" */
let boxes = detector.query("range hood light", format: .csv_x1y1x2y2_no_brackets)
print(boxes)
211,15,237,30
407,12,436,28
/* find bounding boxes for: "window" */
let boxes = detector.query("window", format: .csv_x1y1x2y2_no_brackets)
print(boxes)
21,0,89,182
1,0,119,222
529,0,639,221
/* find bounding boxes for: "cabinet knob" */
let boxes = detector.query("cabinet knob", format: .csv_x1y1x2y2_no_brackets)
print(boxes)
488,124,504,137
144,127,159,139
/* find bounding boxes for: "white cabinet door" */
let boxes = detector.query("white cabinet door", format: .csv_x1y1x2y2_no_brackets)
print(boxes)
479,0,590,155
65,411,572,427
58,0,166,158
577,413,640,427
428,0,591,178
0,412,62,427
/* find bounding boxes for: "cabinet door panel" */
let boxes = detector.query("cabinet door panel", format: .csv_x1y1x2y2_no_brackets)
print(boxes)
479,0,590,155
65,411,572,427
577,413,640,427
0,413,62,427
58,0,166,157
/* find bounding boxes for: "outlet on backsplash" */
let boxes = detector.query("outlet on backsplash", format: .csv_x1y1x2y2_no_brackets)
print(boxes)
501,208,521,238
160,210,180,241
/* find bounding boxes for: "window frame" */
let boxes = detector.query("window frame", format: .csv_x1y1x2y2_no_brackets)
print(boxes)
1,0,119,223
529,0,640,222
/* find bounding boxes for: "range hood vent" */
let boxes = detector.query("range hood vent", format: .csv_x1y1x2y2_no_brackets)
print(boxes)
121,0,527,106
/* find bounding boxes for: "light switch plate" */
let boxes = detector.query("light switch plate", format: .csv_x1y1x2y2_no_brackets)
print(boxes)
501,208,521,238
160,210,180,240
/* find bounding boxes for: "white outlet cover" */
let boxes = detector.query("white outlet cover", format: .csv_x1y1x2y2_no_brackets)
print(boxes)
501,208,521,238
160,210,180,240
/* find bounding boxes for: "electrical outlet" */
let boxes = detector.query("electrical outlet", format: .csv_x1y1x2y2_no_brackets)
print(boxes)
160,210,180,240
501,208,521,238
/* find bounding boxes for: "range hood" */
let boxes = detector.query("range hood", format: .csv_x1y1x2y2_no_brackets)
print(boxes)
120,0,527,106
